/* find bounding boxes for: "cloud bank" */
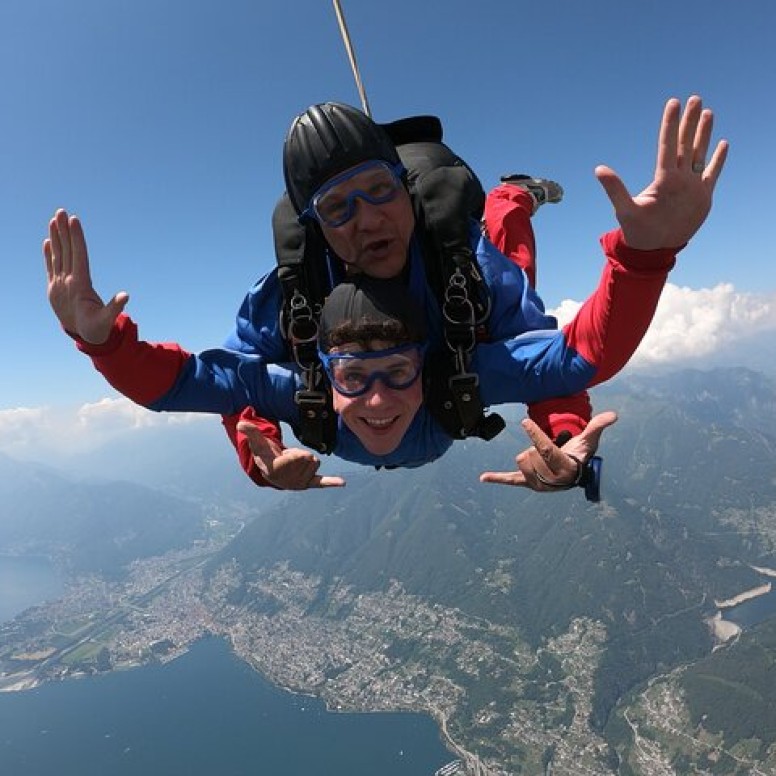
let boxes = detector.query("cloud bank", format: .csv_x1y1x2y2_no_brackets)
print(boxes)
0,398,209,462
552,282,776,367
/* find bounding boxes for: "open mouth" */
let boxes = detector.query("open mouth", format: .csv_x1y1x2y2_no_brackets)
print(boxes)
361,415,399,432
362,237,393,255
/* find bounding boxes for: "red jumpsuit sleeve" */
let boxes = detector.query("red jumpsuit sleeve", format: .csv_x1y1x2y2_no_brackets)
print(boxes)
527,392,592,440
74,315,288,488
74,314,191,405
221,408,285,489
526,229,677,440
563,229,677,386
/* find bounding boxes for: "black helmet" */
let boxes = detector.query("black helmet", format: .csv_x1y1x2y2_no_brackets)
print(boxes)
319,275,426,352
283,102,401,215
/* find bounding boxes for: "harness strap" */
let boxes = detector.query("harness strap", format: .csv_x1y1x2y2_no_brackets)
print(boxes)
294,374,337,454
412,165,504,440
274,194,337,454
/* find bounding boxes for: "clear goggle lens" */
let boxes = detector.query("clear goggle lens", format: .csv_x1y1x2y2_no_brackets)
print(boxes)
318,343,425,397
302,161,405,228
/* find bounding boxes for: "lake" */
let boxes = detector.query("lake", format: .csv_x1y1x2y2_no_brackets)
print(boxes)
724,585,776,629
0,555,64,623
0,637,453,775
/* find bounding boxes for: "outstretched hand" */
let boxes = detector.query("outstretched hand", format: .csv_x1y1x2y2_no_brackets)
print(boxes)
595,95,728,250
44,209,128,344
480,411,618,491
237,421,346,490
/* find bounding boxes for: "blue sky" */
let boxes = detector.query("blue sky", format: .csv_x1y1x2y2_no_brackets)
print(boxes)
2,0,775,412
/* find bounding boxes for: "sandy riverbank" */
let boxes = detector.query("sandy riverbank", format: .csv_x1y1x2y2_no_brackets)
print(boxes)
0,671,40,693
705,611,741,645
714,582,771,609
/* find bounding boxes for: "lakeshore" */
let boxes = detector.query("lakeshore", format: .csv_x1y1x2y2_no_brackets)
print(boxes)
0,637,453,776
714,582,772,609
6,549,776,775
706,568,776,644
0,555,63,624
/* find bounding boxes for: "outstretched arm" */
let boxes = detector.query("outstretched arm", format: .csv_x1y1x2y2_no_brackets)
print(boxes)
43,210,297,422
564,97,729,390
480,95,728,491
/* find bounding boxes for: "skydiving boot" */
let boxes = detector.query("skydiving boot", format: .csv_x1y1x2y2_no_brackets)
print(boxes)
499,174,564,215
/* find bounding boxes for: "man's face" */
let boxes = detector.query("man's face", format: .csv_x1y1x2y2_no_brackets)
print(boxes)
327,340,424,455
313,162,416,279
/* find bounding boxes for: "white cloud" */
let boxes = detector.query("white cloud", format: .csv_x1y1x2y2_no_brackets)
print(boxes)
75,398,206,431
0,398,209,462
551,282,776,367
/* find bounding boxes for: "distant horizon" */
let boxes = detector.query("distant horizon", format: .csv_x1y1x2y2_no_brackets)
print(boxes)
2,358,774,477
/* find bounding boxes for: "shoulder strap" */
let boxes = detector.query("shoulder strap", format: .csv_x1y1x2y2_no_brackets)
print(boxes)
409,165,504,441
273,193,337,453
386,118,503,440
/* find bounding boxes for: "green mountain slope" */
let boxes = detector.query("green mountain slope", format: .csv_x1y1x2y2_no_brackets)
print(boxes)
0,453,212,575
211,367,776,771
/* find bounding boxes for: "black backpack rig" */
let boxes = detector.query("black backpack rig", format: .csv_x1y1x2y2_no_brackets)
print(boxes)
274,115,506,454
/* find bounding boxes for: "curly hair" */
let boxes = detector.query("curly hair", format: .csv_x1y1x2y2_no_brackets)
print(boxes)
323,319,416,352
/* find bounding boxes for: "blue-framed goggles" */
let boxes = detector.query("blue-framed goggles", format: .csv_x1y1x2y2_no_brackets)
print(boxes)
300,160,406,228
318,343,426,397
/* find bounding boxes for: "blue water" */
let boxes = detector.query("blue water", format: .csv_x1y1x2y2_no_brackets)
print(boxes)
0,638,453,776
0,555,63,623
724,586,776,629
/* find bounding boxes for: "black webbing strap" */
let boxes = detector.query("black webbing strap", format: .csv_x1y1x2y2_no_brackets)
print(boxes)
273,195,337,454
413,166,505,441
